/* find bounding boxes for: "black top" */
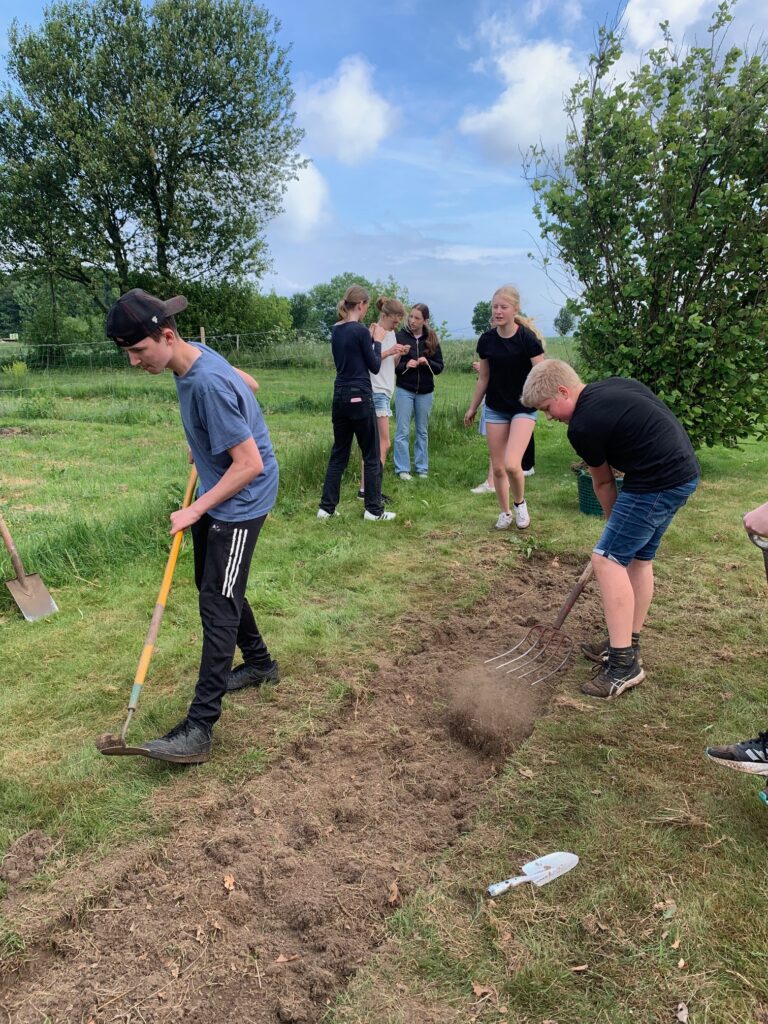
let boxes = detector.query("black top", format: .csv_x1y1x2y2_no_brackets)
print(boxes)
567,378,700,493
476,324,544,415
331,321,381,393
394,328,444,394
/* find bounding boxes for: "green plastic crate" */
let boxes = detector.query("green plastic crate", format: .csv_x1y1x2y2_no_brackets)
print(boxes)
577,468,623,516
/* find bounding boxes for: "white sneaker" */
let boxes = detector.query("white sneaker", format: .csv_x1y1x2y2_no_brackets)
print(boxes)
417,473,428,479
364,510,397,521
514,500,530,529
471,481,494,494
397,472,412,481
495,511,514,530
317,508,339,519
523,468,535,477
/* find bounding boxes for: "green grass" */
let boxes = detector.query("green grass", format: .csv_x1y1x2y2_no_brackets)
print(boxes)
0,354,767,1022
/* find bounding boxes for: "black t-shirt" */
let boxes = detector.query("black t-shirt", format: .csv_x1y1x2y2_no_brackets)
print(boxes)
567,378,700,493
331,321,381,393
476,324,544,415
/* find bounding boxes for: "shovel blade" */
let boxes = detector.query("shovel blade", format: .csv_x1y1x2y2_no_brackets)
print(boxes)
521,851,579,887
5,574,59,622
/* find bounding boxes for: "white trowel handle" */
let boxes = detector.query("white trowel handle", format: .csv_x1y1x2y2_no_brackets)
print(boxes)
486,875,531,897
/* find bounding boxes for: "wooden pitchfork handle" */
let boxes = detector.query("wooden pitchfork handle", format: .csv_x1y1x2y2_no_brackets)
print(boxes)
120,465,198,742
552,561,594,631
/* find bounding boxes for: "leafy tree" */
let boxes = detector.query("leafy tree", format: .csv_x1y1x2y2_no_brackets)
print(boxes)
0,0,303,303
471,300,491,335
526,3,768,447
553,303,576,336
301,272,411,339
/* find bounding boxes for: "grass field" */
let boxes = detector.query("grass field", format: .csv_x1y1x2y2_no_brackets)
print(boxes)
1,344,766,1022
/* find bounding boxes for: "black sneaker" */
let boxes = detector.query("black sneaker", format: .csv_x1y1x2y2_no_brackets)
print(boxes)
226,659,280,692
581,658,645,699
357,489,391,503
141,720,212,764
706,731,768,775
581,637,642,665
580,637,609,663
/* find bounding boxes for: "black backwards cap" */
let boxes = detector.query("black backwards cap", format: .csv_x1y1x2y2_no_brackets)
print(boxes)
106,288,188,348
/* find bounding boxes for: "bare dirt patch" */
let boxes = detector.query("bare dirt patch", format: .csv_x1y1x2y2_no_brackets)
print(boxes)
0,831,55,887
0,556,601,1024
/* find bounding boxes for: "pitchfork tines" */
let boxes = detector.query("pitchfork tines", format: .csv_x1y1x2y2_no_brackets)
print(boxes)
486,561,594,686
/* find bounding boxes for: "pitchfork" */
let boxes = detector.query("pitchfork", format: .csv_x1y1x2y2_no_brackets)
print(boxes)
485,561,594,685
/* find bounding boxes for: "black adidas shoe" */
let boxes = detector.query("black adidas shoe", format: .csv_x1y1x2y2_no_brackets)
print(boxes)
706,731,768,775
226,659,280,692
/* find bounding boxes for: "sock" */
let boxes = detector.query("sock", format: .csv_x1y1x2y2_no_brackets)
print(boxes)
631,631,641,648
608,645,635,671
514,500,525,507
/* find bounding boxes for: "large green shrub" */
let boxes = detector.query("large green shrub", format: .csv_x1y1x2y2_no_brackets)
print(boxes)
527,4,768,447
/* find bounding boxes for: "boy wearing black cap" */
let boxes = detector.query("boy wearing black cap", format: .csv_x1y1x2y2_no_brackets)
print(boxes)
106,289,279,763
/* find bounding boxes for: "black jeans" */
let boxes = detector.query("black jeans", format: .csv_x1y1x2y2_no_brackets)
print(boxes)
319,387,383,516
187,513,271,731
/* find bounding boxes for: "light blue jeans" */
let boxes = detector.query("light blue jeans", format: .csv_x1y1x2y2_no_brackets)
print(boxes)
394,388,434,475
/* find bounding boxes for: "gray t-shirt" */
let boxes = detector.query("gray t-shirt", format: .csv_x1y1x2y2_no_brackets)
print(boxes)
174,343,278,521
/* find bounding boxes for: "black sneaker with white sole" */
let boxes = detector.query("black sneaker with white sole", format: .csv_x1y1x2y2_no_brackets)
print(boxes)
581,657,645,699
705,731,768,774
227,660,280,692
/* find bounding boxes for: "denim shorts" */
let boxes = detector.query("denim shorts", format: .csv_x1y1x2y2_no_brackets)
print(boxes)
485,406,537,425
594,477,699,567
372,392,392,417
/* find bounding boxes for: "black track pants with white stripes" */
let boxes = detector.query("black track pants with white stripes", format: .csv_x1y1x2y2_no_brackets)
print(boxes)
188,513,271,730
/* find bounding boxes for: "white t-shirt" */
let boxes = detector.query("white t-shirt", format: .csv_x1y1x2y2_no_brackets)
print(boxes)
368,329,397,398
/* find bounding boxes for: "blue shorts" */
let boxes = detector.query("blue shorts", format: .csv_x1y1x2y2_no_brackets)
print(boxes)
594,478,699,567
372,392,392,417
485,406,537,425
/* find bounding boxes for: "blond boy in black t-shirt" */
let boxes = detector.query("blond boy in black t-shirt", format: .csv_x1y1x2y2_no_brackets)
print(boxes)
522,360,699,699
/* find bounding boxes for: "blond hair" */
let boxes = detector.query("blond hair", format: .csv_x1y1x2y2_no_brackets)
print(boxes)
521,359,583,408
336,284,370,321
376,295,405,319
493,284,546,347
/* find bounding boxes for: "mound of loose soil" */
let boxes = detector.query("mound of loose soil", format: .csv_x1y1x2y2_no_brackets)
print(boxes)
0,556,600,1024
0,830,55,886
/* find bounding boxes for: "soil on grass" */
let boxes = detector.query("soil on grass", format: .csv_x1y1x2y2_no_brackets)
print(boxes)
0,556,601,1024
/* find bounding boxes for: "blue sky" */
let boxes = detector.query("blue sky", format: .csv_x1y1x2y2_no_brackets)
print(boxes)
2,0,766,334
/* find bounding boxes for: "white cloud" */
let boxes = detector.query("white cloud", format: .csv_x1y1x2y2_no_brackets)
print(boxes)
624,0,711,49
273,159,331,241
459,39,582,158
396,243,529,265
295,56,397,165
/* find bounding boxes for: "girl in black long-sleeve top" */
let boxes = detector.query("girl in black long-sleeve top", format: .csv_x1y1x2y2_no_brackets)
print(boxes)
318,285,398,521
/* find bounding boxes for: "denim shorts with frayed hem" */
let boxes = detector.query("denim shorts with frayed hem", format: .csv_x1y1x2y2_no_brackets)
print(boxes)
485,405,537,424
593,477,699,567
372,391,393,417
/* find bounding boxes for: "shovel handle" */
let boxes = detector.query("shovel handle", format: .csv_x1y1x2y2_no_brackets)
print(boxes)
486,875,531,898
552,560,594,630
0,513,28,583
123,466,198,730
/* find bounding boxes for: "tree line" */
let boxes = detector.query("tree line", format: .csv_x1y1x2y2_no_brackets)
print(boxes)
1,0,766,447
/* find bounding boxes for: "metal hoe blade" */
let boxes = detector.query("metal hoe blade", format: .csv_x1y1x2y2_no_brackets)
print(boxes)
487,851,579,897
745,528,768,584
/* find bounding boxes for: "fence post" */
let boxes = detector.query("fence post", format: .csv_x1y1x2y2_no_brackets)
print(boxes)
200,326,206,345
236,334,240,352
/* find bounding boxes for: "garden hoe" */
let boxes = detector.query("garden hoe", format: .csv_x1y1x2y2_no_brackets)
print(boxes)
96,466,198,757
0,512,58,621
486,851,579,897
485,561,594,685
